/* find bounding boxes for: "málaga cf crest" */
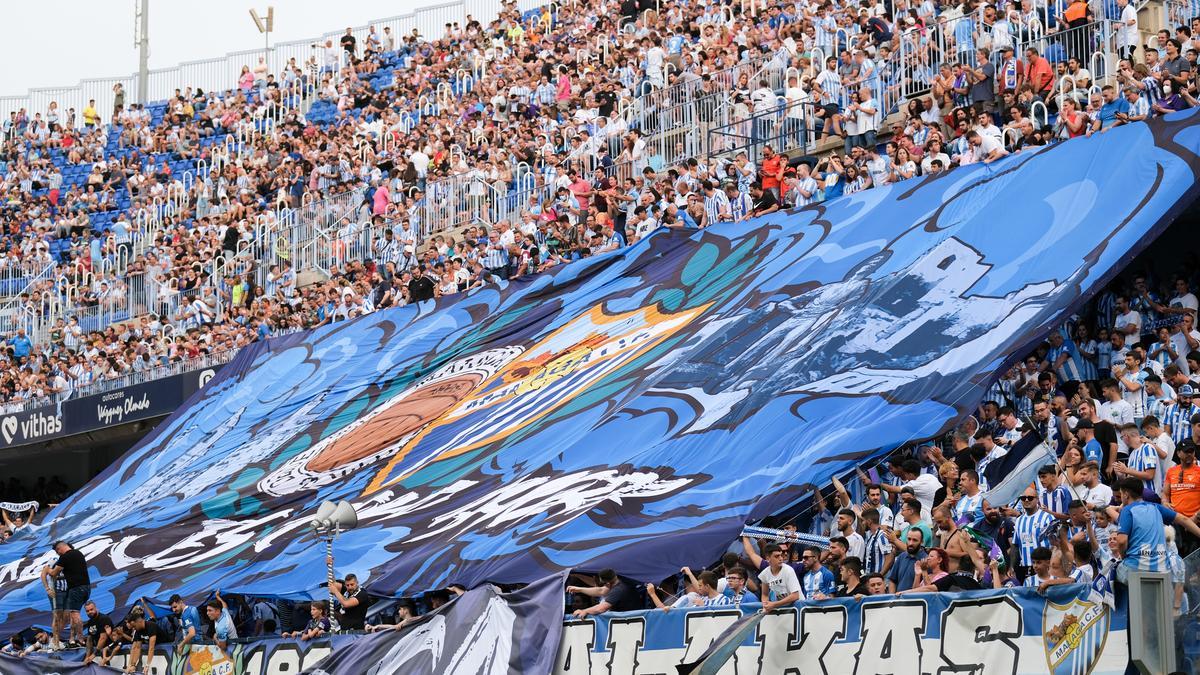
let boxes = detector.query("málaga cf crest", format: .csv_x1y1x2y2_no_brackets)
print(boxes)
1042,597,1110,675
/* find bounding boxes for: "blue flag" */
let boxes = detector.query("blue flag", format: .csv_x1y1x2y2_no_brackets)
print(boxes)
984,432,1057,507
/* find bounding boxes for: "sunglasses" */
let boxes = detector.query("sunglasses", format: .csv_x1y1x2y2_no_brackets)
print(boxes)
1020,496,1037,501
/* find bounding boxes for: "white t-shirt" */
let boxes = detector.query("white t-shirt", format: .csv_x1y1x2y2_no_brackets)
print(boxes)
1170,292,1199,316
1100,398,1135,455
785,86,809,119
845,531,866,560
1081,482,1114,509
905,473,942,524
1119,4,1139,47
855,97,879,132
757,564,803,603
973,135,1004,162
1099,398,1134,426
1115,310,1142,346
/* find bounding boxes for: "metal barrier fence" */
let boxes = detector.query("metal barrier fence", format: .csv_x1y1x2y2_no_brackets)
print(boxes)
1167,0,1199,29
707,100,821,167
1015,20,1118,103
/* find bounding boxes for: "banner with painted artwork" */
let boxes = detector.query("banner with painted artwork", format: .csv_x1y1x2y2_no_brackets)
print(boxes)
302,573,566,674
557,585,1128,675
0,652,122,674
1,111,1199,633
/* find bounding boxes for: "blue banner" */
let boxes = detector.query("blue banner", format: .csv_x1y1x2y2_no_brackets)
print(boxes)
557,585,1128,675
0,652,122,674
302,573,567,674
1,111,1199,634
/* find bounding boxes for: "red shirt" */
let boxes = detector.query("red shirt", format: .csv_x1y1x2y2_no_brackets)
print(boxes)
1028,56,1054,94
761,155,784,190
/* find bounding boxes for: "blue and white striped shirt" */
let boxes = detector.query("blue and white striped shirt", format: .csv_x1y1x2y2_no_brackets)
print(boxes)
1039,484,1072,517
1127,442,1159,493
953,492,986,524
729,192,753,221
863,528,893,575
1023,573,1055,588
1014,510,1056,566
482,243,509,270
1163,403,1199,445
703,190,730,225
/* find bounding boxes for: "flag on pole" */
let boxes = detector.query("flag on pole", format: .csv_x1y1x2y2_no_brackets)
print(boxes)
982,432,1056,508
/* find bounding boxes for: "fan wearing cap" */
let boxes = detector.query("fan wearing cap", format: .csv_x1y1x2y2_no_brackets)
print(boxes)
1164,440,1200,556
1165,384,1200,446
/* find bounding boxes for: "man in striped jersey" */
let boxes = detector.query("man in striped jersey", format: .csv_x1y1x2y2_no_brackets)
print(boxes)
951,469,987,524
481,230,509,280
1037,465,1073,520
701,180,731,226
1011,487,1055,582
859,508,894,577
724,182,753,222
1046,330,1089,386
1164,385,1199,444
1115,351,1150,423
813,56,844,139
1114,423,1159,494
785,164,820,208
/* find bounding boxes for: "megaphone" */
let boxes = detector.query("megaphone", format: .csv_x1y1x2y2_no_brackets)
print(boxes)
309,501,338,531
329,500,358,530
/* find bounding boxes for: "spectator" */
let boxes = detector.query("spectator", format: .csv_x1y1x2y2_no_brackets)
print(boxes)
205,593,237,650
44,540,89,648
282,603,330,641
1114,477,1200,583
886,528,928,593
1012,487,1055,582
567,569,640,618
167,593,202,653
125,607,166,675
757,543,803,611
1022,546,1057,588
82,601,114,665
330,571,369,631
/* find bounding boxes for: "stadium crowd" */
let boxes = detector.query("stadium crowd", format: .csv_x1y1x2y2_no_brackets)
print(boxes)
0,0,1193,415
3,0,1200,666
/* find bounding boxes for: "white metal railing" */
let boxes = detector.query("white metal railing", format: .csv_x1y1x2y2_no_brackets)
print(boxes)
0,350,238,416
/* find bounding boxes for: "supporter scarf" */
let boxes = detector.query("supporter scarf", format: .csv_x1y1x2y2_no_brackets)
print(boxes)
0,501,38,514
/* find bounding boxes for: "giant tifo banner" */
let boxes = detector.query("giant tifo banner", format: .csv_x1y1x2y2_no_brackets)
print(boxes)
19,586,1124,675
1,112,1199,633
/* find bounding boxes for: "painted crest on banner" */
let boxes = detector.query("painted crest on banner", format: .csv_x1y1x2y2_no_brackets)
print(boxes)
183,647,235,675
1042,596,1110,675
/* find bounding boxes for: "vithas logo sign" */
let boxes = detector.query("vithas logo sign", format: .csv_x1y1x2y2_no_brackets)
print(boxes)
0,411,63,445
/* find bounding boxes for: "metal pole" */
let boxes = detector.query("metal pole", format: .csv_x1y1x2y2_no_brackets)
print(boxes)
136,0,149,104
326,533,336,626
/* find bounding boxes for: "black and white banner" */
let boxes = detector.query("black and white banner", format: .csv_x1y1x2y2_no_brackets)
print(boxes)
302,573,568,675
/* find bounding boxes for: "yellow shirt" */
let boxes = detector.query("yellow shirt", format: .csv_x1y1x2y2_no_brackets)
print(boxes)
83,106,99,126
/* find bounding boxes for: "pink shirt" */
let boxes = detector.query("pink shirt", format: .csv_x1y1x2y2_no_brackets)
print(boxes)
556,75,572,102
373,185,390,215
